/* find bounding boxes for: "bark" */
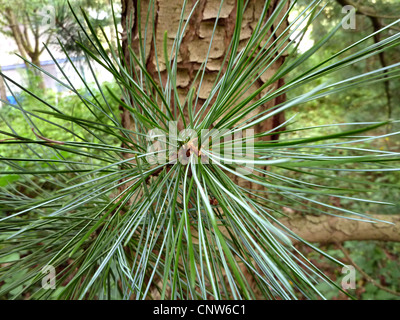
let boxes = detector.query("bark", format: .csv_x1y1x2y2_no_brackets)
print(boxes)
279,214,400,244
118,2,400,299
4,8,30,67
121,0,287,132
336,0,393,120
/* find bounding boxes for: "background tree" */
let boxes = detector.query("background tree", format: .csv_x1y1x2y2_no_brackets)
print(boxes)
0,0,56,88
120,0,400,243
0,0,116,89
52,0,119,57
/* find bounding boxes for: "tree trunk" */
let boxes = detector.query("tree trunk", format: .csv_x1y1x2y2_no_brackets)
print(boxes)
0,67,7,107
30,55,46,90
278,214,400,244
121,0,288,185
120,0,289,299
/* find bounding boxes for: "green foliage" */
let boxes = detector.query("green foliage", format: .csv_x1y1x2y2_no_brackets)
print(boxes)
0,80,120,157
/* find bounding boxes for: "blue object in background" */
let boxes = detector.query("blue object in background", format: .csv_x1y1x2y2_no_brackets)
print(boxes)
6,95,17,105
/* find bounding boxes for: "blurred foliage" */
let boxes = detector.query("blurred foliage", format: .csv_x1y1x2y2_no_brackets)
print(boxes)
52,0,120,58
291,0,400,128
0,79,121,300
0,80,121,186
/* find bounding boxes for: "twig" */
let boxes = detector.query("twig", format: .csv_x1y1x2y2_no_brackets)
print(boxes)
32,128,65,145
